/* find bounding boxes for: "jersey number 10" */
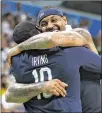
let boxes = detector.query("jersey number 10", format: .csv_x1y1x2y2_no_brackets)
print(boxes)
32,67,53,99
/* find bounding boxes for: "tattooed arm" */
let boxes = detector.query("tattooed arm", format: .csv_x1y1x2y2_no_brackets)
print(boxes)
7,29,97,64
5,82,44,103
7,31,87,64
5,79,68,103
11,28,96,52
18,31,87,50
8,29,96,53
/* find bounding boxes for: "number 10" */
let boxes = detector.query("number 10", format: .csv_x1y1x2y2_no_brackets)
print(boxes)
32,67,52,99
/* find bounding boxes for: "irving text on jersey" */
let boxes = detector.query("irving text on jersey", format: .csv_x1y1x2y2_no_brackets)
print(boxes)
32,54,48,66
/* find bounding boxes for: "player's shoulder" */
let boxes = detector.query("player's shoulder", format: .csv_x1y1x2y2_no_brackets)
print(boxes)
11,50,33,70
12,51,28,62
11,51,33,79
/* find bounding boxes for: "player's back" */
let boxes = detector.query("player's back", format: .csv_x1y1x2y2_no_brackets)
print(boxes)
12,47,82,113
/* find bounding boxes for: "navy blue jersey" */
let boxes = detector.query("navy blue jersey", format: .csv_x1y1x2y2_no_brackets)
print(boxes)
12,47,101,113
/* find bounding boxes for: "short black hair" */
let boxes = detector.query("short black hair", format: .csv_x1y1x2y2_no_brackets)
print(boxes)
13,21,39,44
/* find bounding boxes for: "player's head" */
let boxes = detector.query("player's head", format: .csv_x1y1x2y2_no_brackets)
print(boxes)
13,21,39,44
36,6,67,33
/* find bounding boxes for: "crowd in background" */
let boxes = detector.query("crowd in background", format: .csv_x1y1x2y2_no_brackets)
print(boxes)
1,2,102,113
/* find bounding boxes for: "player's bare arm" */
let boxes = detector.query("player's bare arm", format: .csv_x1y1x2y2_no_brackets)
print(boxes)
18,30,87,50
7,31,87,64
7,28,98,65
17,28,98,54
5,79,68,103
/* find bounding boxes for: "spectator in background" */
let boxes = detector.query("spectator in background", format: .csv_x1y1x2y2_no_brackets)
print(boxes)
14,3,27,23
1,37,10,75
2,12,15,40
79,18,91,31
68,18,79,28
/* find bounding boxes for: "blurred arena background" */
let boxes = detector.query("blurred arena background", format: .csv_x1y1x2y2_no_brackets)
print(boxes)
1,1,101,112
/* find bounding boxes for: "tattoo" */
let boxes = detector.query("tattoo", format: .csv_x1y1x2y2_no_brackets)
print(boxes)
18,32,54,51
5,82,45,103
14,28,97,53
51,31,86,47
18,31,86,51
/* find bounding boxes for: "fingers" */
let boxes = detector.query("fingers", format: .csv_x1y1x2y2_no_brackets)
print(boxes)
52,79,68,97
44,79,68,97
51,89,60,96
51,85,67,97
55,84,67,97
56,79,68,88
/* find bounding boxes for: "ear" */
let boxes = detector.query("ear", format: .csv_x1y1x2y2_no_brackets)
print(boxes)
35,26,42,33
62,16,67,24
